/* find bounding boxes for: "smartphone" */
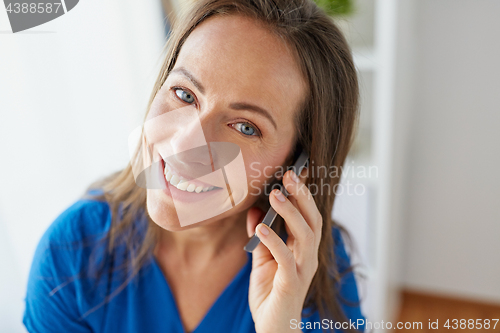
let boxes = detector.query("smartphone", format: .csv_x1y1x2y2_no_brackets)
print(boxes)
243,146,309,252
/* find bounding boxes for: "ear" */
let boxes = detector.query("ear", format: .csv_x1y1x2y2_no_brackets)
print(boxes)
246,207,265,237
253,193,270,212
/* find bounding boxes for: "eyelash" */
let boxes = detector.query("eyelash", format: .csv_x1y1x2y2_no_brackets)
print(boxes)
172,87,197,105
229,122,262,138
171,87,262,138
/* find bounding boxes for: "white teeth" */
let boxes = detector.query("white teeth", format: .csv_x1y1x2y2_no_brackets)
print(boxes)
173,180,218,193
164,161,217,193
176,181,189,191
165,171,173,182
170,174,180,186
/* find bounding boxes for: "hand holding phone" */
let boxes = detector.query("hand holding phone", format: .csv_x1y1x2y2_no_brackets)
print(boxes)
244,149,309,252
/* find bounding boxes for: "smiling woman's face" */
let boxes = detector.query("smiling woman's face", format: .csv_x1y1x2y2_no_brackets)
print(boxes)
145,14,307,231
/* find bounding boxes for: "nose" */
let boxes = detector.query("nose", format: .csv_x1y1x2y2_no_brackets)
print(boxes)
162,106,243,187
168,108,218,167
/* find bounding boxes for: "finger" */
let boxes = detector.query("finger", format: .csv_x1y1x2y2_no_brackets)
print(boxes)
246,208,273,267
269,189,315,264
299,166,309,180
282,170,323,240
283,219,296,251
255,223,296,276
282,196,300,250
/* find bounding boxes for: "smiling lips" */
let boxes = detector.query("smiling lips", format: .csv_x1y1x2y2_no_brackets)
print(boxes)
163,161,220,193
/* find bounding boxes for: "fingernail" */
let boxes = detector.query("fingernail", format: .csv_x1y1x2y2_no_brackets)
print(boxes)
274,189,286,202
258,223,269,236
290,171,300,183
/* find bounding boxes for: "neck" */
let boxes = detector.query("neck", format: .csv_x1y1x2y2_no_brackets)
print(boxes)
156,210,249,265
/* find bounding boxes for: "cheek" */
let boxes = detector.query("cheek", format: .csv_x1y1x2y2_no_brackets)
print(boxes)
244,150,291,193
146,85,176,120
147,97,168,120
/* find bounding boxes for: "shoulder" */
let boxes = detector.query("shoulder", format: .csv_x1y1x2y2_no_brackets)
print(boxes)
28,193,114,283
29,193,115,293
41,195,111,247
23,194,113,333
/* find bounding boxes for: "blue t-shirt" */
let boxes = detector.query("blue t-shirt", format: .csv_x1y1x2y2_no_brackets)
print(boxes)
23,197,366,333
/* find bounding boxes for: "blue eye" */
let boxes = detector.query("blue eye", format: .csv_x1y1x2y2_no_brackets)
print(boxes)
235,122,258,136
175,88,195,104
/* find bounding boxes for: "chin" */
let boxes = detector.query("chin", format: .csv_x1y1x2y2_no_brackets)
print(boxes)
146,188,257,231
146,190,180,230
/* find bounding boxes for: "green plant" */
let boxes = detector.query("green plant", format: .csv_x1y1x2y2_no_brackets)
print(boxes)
314,0,354,16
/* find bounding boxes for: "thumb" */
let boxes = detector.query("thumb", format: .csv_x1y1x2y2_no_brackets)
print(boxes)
246,207,274,266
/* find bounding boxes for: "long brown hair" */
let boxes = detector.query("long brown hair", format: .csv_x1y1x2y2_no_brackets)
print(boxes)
86,0,361,331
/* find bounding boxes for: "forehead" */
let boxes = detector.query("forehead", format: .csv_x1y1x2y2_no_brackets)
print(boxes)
174,14,306,119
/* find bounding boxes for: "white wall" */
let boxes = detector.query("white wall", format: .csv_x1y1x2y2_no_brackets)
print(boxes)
402,0,500,303
0,1,165,331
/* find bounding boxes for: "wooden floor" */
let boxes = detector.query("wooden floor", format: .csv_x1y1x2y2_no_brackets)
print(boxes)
393,290,500,332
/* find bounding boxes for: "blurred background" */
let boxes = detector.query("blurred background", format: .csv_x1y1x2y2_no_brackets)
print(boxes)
1,0,499,332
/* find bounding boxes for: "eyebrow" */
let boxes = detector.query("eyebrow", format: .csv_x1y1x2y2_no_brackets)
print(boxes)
229,102,277,130
170,67,205,94
170,67,277,129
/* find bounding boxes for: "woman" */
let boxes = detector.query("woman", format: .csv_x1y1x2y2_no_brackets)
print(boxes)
23,0,365,332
